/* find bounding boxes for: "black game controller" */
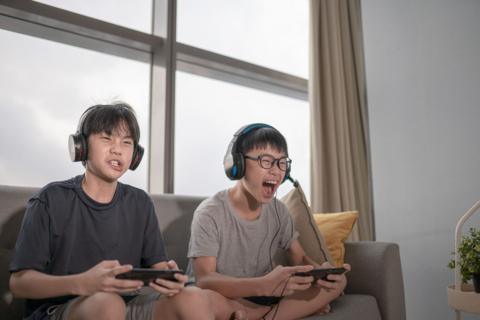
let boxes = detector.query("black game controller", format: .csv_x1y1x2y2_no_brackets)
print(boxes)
116,268,184,286
294,267,346,282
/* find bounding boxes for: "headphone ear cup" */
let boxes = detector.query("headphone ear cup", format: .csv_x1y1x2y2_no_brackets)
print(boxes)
232,152,245,180
68,133,88,162
223,138,236,180
225,152,245,180
129,144,144,170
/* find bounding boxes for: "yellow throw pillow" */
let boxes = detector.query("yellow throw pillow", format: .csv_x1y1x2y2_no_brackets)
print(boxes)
313,211,359,267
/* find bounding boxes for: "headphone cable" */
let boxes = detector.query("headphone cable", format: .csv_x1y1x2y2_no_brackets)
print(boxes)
269,196,282,270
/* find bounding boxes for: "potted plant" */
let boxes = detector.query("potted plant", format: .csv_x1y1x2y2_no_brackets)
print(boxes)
449,227,480,292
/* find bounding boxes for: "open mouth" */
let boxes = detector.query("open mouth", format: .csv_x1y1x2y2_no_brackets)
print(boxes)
109,160,122,170
262,180,278,196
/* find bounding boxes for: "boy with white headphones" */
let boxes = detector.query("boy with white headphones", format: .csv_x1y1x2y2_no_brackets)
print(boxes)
9,103,243,320
188,123,349,319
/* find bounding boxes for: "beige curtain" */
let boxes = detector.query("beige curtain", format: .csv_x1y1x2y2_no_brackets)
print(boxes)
309,0,374,241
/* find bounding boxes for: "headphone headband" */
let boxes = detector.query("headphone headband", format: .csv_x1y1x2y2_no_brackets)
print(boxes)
230,123,273,156
76,105,97,135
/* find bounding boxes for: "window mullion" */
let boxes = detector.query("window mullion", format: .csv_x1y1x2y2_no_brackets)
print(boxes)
148,0,176,193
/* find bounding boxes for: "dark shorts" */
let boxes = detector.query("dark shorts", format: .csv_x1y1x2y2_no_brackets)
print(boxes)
26,293,161,320
243,296,283,306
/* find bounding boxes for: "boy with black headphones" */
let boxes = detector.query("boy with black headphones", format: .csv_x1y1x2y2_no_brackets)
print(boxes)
188,123,349,319
9,103,243,320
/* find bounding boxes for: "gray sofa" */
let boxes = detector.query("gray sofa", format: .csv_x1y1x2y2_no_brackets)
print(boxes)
0,185,406,320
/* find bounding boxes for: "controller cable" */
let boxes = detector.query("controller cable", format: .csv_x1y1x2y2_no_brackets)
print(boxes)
261,273,292,320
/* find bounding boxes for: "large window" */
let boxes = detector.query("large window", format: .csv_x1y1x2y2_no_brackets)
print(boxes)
0,1,309,198
0,29,150,189
174,72,310,199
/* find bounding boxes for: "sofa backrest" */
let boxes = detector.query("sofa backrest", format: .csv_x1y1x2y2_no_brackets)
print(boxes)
149,193,205,269
0,185,38,318
0,185,204,319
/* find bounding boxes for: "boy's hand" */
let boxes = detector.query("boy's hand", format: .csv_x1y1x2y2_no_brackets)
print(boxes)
262,265,315,297
149,260,188,297
77,260,143,296
314,263,350,291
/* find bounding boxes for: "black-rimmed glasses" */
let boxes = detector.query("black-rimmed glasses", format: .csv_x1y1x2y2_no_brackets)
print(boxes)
244,154,292,171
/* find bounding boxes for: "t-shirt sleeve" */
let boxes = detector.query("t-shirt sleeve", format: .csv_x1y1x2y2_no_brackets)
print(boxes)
187,203,220,258
10,197,52,273
278,202,299,250
141,198,168,267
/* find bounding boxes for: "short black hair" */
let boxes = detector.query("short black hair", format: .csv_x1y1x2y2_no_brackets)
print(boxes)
238,127,288,156
81,103,140,145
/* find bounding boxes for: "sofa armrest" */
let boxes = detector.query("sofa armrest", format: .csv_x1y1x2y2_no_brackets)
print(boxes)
344,241,406,320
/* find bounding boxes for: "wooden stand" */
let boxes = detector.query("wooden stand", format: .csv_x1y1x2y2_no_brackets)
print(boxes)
447,201,480,319
447,284,480,318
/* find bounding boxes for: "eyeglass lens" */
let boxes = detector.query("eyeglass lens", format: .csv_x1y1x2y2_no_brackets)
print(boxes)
258,155,290,171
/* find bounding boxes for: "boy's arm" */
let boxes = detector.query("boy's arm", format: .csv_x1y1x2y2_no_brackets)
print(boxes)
287,239,322,267
10,269,81,299
193,256,314,298
9,260,142,299
194,256,265,298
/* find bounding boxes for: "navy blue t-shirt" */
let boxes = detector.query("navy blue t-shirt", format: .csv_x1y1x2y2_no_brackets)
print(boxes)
10,175,167,317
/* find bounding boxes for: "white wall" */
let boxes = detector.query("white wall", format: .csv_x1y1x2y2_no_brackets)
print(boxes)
361,0,480,319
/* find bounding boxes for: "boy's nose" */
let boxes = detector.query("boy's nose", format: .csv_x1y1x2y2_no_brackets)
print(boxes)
110,143,122,155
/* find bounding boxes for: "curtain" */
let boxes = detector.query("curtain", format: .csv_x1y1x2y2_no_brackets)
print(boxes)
309,0,374,240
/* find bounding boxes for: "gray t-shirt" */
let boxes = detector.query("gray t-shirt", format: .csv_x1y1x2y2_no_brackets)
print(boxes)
188,189,298,278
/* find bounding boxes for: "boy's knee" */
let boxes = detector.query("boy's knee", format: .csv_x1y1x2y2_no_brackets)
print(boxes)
91,291,125,304
154,287,212,319
172,286,211,305
72,292,126,319
168,288,242,320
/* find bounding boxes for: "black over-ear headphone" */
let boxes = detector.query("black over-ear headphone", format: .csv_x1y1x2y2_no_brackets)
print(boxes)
223,123,291,182
68,105,144,170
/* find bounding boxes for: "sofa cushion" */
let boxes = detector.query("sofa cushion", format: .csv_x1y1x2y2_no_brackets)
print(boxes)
280,185,332,265
313,211,358,266
301,294,381,320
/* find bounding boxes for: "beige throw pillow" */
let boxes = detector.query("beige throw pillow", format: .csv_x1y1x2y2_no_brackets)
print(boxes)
281,184,332,265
